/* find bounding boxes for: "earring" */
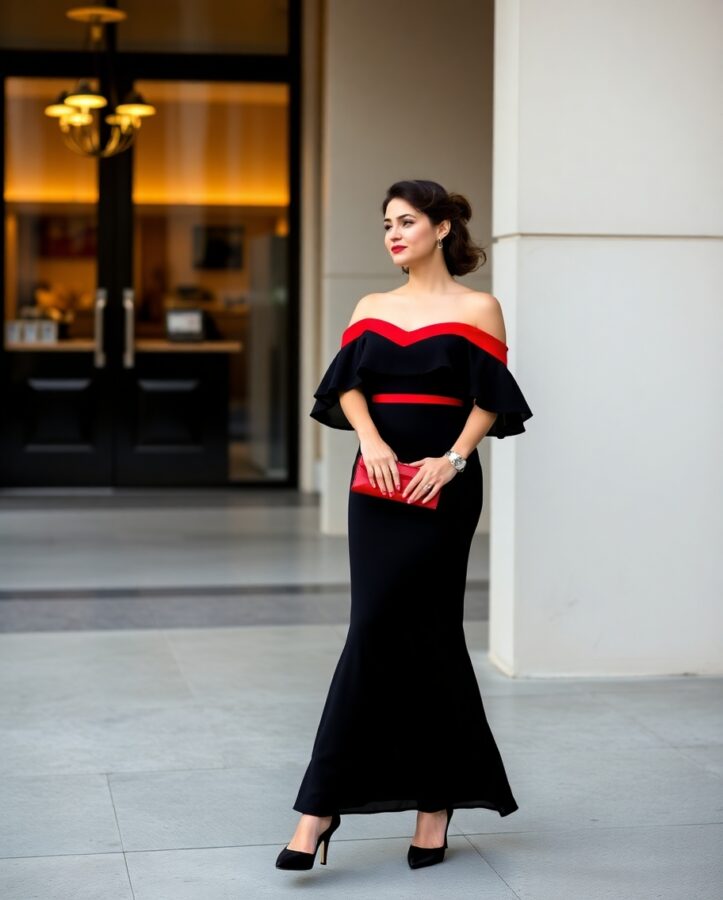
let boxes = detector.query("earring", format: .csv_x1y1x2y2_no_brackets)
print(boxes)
437,237,443,249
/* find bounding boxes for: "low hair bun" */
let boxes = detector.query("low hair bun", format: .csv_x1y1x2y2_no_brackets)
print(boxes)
381,179,487,276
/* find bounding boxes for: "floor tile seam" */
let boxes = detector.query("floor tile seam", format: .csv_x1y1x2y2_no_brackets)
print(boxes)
668,746,723,781
117,835,495,853
0,503,320,512
505,675,723,686
121,850,137,900
0,614,486,635
0,581,491,601
499,747,723,761
0,851,129,861
9,702,678,727
105,772,130,855
0,622,357,638
461,833,522,898
3,823,722,864
102,762,329,779
461,820,723,836
0,620,484,639
0,622,350,637
0,584,357,601
493,679,723,690
98,820,723,853
485,669,723,681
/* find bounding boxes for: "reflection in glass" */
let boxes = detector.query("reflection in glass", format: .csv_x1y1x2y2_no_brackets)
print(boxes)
4,77,98,349
131,80,290,482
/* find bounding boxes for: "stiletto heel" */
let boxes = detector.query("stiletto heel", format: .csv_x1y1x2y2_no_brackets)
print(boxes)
275,812,341,870
407,807,453,869
319,832,331,865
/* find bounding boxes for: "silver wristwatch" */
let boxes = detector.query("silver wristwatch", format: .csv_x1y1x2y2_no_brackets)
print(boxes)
444,449,466,472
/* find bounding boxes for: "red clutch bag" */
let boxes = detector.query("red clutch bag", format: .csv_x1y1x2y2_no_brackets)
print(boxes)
350,455,440,509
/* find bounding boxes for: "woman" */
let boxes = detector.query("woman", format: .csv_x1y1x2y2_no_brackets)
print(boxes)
276,179,532,872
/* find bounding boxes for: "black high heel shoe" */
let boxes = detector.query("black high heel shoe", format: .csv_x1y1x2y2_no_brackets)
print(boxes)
275,812,341,870
407,807,454,869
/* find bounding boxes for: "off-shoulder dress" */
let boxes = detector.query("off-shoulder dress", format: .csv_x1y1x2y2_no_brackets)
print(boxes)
293,317,533,817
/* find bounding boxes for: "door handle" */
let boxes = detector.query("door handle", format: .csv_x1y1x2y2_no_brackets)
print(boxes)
123,288,135,368
94,288,107,368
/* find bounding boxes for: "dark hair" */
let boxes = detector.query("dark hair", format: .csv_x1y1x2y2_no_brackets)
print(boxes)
381,179,487,276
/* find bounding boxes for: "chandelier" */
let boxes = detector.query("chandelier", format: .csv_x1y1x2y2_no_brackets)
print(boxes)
44,4,156,158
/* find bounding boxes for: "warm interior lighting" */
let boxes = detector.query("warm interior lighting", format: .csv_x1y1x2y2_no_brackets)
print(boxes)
45,103,75,117
114,103,156,117
65,5,127,25
104,113,135,131
115,91,157,118
63,111,94,127
44,90,75,118
12,78,289,205
64,81,108,109
45,8,154,157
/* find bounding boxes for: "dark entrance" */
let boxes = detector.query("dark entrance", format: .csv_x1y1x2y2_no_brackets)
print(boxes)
0,5,300,487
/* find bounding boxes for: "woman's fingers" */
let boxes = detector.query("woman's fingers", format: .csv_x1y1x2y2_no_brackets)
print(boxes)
367,455,455,500
405,476,434,503
377,461,399,494
402,457,456,503
403,472,430,502
420,481,440,504
384,463,400,494
401,459,425,501
366,459,399,494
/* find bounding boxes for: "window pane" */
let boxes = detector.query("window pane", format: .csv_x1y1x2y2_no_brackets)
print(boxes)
4,77,99,351
131,80,290,482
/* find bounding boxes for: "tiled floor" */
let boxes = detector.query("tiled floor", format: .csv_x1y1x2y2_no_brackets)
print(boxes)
0,490,721,899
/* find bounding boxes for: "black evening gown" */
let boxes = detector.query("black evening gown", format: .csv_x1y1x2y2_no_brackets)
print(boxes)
294,317,533,817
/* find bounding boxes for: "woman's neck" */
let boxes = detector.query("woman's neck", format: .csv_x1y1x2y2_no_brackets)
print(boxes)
401,256,458,296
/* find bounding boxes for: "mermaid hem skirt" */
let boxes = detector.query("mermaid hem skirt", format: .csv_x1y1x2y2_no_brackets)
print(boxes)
293,392,520,819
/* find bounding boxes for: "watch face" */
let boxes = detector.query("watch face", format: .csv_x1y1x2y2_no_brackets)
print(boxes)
446,452,461,470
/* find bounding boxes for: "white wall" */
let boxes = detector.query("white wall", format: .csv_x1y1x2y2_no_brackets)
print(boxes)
310,0,498,534
490,0,723,675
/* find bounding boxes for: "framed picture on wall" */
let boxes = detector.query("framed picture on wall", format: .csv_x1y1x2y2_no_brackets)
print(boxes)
37,214,97,258
192,225,244,270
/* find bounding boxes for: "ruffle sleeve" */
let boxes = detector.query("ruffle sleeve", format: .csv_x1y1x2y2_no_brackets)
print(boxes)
309,338,366,430
309,322,534,437
467,342,533,438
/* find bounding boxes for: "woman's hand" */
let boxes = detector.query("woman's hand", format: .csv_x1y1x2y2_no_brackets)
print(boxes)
359,434,400,495
402,456,458,505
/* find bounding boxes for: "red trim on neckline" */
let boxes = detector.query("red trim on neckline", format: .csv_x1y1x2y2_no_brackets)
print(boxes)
340,317,508,364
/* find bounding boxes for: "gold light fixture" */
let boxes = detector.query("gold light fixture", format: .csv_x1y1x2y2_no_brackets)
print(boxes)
44,4,156,158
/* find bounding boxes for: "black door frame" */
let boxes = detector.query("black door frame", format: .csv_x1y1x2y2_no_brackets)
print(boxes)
0,0,301,489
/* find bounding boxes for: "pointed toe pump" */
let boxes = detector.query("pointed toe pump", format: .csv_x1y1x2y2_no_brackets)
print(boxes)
407,807,454,869
275,812,341,870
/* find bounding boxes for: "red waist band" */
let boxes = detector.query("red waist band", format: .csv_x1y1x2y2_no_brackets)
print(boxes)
371,392,464,406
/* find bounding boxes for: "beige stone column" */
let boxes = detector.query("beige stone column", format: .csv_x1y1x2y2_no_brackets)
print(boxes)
489,0,723,675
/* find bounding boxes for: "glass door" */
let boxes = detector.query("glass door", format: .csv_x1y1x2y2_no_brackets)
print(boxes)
115,78,290,485
1,74,292,487
1,75,113,485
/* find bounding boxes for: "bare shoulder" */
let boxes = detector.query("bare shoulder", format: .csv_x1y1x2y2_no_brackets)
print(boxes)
461,291,507,344
347,292,384,327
